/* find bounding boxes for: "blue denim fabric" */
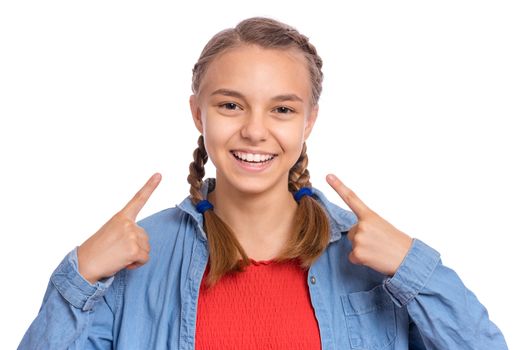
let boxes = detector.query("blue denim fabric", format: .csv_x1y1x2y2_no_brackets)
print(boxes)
19,179,507,349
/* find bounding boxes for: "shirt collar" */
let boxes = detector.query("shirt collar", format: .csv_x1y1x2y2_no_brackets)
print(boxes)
177,178,358,243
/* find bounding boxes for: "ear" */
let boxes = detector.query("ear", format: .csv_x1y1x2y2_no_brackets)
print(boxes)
304,104,319,140
189,95,203,133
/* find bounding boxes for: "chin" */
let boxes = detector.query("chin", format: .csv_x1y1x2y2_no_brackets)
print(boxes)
218,172,287,196
235,177,275,195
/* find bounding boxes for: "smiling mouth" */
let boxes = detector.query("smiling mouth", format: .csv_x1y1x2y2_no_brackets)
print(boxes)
230,151,277,164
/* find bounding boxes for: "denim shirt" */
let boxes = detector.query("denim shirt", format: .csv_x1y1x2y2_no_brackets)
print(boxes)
19,179,507,349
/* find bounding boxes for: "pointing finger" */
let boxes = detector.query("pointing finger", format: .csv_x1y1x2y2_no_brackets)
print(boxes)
122,173,162,220
326,174,370,218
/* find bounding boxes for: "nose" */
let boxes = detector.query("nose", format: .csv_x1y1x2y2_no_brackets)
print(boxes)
240,111,268,142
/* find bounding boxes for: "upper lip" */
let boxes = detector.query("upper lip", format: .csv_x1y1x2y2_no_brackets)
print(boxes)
230,149,278,155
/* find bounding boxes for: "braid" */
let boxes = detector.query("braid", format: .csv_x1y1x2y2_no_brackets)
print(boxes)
301,41,323,72
302,41,323,105
186,134,250,288
188,135,207,203
283,29,323,105
288,143,312,192
281,141,331,268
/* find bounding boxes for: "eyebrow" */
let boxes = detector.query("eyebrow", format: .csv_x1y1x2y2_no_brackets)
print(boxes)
210,88,304,103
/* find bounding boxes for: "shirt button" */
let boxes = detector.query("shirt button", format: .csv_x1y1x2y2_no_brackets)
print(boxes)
310,276,316,284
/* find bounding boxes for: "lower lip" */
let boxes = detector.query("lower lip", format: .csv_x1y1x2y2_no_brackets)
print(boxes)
231,153,275,173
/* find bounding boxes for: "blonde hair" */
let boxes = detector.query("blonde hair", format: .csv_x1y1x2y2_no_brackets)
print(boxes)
188,17,330,288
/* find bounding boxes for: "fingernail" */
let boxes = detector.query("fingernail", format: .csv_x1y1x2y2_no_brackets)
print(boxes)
327,174,336,182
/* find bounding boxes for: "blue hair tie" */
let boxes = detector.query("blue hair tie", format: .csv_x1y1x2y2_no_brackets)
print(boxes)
293,187,313,202
196,199,214,213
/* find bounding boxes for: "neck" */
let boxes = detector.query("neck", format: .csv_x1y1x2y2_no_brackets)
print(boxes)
207,176,298,260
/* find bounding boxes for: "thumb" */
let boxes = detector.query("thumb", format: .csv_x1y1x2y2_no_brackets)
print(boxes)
326,174,370,218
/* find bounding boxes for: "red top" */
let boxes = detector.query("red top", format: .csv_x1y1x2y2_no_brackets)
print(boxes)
195,258,322,349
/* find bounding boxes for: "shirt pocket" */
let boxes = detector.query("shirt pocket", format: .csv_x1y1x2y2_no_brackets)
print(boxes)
341,285,397,350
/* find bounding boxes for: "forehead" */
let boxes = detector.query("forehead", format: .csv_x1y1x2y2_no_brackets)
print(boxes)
199,45,311,102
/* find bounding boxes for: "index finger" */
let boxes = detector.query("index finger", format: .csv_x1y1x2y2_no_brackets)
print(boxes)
121,173,162,219
326,173,370,218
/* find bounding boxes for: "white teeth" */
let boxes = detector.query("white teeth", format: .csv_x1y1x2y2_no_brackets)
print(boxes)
232,151,275,163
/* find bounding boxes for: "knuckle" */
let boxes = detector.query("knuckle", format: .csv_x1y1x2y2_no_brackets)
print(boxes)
136,251,149,264
367,210,378,219
344,188,356,201
134,192,145,204
112,211,127,223
353,233,365,245
139,230,150,242
125,230,138,242
135,189,148,203
358,220,369,232
115,209,126,218
127,243,140,257
348,252,360,265
123,220,135,230
351,248,365,264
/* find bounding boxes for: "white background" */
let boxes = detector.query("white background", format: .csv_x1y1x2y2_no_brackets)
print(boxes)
1,1,522,348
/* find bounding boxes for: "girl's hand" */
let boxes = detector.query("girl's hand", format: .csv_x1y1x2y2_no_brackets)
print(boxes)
326,174,412,276
77,173,162,284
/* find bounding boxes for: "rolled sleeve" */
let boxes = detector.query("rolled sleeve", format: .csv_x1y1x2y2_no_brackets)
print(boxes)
382,238,441,307
50,247,114,311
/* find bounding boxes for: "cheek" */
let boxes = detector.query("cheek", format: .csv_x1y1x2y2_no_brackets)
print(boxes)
272,122,306,155
201,113,239,159
202,109,229,137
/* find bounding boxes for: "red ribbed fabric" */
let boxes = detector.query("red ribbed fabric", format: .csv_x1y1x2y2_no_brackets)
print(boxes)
195,258,322,349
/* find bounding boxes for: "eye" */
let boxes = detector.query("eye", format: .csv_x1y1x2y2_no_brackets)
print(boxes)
274,106,295,114
218,102,241,111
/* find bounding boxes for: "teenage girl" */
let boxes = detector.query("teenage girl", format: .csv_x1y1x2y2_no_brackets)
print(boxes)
19,17,507,349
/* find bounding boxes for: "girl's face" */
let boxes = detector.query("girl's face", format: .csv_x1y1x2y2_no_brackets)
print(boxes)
190,44,318,196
